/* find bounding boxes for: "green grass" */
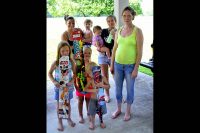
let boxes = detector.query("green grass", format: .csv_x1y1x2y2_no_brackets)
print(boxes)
139,65,153,76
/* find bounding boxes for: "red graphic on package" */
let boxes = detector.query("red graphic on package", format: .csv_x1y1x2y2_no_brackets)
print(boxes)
60,60,69,76
70,29,82,41
92,68,102,84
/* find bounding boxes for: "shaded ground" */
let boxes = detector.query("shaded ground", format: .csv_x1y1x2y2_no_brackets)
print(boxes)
47,72,153,133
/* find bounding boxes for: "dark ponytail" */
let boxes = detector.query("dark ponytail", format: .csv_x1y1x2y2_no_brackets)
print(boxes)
64,14,74,22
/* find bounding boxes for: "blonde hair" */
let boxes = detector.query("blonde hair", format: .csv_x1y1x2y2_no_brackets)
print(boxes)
83,46,92,54
83,46,93,70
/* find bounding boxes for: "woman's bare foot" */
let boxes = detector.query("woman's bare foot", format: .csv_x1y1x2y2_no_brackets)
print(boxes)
57,120,64,131
67,118,76,127
123,113,131,121
100,123,106,128
111,110,121,119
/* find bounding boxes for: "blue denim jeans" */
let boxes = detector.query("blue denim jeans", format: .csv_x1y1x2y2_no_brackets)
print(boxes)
114,61,135,104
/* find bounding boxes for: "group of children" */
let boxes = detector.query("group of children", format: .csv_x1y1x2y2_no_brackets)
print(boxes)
48,18,111,131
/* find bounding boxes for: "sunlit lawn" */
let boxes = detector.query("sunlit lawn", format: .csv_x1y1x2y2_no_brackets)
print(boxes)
139,66,153,76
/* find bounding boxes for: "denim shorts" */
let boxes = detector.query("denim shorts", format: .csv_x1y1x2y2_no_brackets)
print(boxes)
98,54,111,65
88,98,107,116
54,87,73,101
88,98,98,115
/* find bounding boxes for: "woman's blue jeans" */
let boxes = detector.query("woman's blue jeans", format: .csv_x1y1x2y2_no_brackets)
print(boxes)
114,61,135,105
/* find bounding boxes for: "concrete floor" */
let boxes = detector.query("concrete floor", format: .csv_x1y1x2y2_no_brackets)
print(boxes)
47,72,153,133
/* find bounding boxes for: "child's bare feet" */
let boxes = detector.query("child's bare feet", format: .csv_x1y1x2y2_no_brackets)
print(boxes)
79,116,85,124
100,123,106,128
67,118,76,127
57,127,64,131
89,123,95,130
57,120,64,131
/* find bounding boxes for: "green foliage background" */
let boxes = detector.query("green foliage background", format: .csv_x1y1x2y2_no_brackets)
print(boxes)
47,0,143,17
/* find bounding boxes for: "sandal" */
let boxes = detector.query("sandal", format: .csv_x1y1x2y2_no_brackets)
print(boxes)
89,126,95,130
123,114,131,121
111,111,121,119
79,118,85,124
68,119,76,127
89,125,96,130
70,122,76,127
57,128,64,131
100,123,106,128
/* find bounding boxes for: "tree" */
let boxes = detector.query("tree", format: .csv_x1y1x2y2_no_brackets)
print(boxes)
47,0,142,17
129,0,143,15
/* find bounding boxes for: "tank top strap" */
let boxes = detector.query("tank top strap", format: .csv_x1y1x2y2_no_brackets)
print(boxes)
133,26,137,34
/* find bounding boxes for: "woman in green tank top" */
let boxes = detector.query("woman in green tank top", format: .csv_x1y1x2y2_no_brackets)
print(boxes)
110,6,144,121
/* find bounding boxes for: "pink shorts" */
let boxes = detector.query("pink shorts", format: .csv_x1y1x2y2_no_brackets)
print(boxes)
76,90,91,98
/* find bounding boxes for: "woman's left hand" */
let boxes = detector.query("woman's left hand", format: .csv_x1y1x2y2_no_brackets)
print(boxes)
131,69,138,78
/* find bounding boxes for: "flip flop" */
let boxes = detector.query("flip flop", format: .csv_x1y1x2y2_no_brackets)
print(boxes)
100,123,106,128
68,120,76,127
89,125,96,130
70,122,76,127
123,114,131,121
111,111,121,119
57,128,64,131
89,127,95,130
79,118,85,124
